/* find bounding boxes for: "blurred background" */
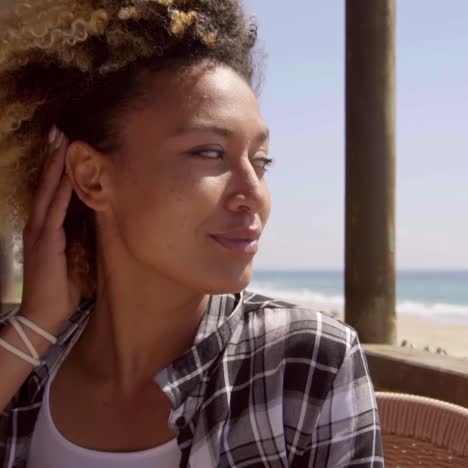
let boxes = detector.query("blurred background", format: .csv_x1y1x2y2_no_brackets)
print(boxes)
240,0,468,357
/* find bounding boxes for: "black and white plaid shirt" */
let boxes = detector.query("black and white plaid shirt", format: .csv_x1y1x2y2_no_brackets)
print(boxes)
1,289,384,467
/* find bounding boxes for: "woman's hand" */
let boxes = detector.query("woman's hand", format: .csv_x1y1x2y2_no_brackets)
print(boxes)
19,126,80,330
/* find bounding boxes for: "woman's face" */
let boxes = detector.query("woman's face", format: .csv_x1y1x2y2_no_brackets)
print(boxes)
101,63,271,293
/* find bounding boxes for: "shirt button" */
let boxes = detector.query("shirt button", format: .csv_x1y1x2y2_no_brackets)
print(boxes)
175,416,185,428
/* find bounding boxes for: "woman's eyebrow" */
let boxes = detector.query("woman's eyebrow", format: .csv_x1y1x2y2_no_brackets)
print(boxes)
172,122,270,142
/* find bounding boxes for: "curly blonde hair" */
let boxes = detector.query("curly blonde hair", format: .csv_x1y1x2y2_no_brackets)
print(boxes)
0,0,263,299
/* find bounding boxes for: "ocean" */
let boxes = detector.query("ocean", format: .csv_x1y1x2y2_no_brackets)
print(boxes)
250,270,468,325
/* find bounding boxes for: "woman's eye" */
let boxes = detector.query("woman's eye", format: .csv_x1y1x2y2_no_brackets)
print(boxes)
189,150,274,172
189,149,223,159
255,157,275,172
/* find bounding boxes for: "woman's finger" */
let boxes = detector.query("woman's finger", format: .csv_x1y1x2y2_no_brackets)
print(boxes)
44,173,73,231
27,129,69,235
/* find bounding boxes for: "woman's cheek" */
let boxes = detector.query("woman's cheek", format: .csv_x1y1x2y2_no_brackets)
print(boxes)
197,172,230,203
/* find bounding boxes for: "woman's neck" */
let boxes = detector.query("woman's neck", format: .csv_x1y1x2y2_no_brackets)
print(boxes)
70,245,210,397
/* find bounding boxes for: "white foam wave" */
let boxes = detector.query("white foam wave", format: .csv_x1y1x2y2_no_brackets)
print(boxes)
397,301,468,323
249,282,468,324
248,283,344,311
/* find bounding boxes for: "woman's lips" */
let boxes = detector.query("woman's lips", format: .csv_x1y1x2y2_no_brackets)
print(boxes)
210,235,259,256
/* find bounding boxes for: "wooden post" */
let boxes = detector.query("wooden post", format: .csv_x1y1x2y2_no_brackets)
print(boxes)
345,0,397,344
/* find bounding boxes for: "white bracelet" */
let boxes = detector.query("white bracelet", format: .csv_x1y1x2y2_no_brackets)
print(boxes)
15,315,58,344
0,313,57,367
9,317,40,360
0,337,41,367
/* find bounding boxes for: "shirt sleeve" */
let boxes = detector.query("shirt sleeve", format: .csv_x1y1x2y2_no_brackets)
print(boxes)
309,332,385,467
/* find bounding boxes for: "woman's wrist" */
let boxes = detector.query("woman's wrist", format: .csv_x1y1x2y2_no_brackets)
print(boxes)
1,317,54,362
17,306,66,342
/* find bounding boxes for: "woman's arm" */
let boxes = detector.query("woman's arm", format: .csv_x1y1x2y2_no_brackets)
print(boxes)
0,309,65,413
0,126,79,414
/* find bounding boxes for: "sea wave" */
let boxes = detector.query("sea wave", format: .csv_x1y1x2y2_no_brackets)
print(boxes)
248,282,468,324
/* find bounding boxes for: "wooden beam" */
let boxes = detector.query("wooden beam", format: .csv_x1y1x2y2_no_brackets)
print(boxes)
364,344,468,408
345,0,397,344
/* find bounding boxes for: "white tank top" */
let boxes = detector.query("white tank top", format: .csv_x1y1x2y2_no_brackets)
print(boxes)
27,366,182,468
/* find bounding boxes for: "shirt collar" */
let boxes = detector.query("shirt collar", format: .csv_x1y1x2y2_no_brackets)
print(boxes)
153,290,244,409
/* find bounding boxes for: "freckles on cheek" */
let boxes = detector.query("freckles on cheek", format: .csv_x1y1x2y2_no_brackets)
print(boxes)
170,169,222,204
198,175,226,201
171,186,185,204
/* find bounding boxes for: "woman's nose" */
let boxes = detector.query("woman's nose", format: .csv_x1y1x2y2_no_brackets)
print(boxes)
226,158,270,214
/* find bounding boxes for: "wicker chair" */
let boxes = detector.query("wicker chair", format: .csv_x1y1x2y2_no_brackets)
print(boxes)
376,392,468,467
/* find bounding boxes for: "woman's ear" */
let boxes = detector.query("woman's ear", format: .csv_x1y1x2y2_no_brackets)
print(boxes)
65,141,114,213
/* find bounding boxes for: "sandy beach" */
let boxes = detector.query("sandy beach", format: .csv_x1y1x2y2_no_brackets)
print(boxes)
396,313,468,359
334,309,468,359
275,297,468,359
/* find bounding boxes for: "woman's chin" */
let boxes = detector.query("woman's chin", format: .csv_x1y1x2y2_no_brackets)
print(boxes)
200,269,253,295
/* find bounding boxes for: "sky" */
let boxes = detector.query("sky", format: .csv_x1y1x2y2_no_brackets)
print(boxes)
246,0,468,271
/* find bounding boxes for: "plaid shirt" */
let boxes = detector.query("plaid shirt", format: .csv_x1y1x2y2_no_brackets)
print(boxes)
1,289,384,467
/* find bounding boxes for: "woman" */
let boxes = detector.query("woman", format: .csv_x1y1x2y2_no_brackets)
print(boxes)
0,1,384,467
